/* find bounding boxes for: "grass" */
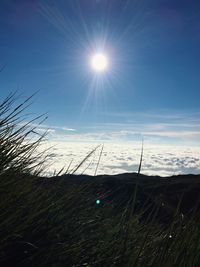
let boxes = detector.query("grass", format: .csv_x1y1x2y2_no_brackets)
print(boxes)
1,94,200,266
0,92,48,176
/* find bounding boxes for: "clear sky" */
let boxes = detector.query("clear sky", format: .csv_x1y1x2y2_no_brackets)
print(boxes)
1,0,200,145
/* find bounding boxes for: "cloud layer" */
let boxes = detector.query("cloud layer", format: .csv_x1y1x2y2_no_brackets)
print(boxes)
40,141,200,177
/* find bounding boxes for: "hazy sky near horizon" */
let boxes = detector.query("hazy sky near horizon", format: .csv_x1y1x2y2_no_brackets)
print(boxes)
1,0,200,145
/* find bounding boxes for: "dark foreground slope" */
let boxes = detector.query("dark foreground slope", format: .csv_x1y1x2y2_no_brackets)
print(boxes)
1,172,200,267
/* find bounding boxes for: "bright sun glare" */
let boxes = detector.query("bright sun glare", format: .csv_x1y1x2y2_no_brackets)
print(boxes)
91,53,108,72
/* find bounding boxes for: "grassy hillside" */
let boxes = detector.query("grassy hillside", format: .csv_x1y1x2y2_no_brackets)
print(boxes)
1,172,200,266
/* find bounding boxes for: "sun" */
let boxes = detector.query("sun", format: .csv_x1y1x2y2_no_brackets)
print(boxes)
91,53,108,72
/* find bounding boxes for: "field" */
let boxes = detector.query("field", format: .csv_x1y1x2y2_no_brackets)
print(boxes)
1,172,200,266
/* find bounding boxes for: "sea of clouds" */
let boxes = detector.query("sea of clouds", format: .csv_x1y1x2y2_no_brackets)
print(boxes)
40,141,200,177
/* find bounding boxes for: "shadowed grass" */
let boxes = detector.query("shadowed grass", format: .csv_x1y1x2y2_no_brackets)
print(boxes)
0,92,48,176
1,172,200,266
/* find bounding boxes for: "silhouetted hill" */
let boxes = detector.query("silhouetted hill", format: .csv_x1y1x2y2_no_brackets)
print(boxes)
1,172,200,266
40,173,200,221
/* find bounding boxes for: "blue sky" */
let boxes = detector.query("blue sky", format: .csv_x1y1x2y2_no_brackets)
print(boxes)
1,0,200,145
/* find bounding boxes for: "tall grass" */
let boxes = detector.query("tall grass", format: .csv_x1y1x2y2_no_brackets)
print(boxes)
138,138,143,174
0,92,48,176
1,171,200,266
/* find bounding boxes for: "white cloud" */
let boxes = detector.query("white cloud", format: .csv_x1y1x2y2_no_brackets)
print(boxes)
24,109,200,176
39,141,200,177
18,121,76,133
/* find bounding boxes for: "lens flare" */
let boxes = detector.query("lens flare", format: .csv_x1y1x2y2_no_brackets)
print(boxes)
96,199,101,204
